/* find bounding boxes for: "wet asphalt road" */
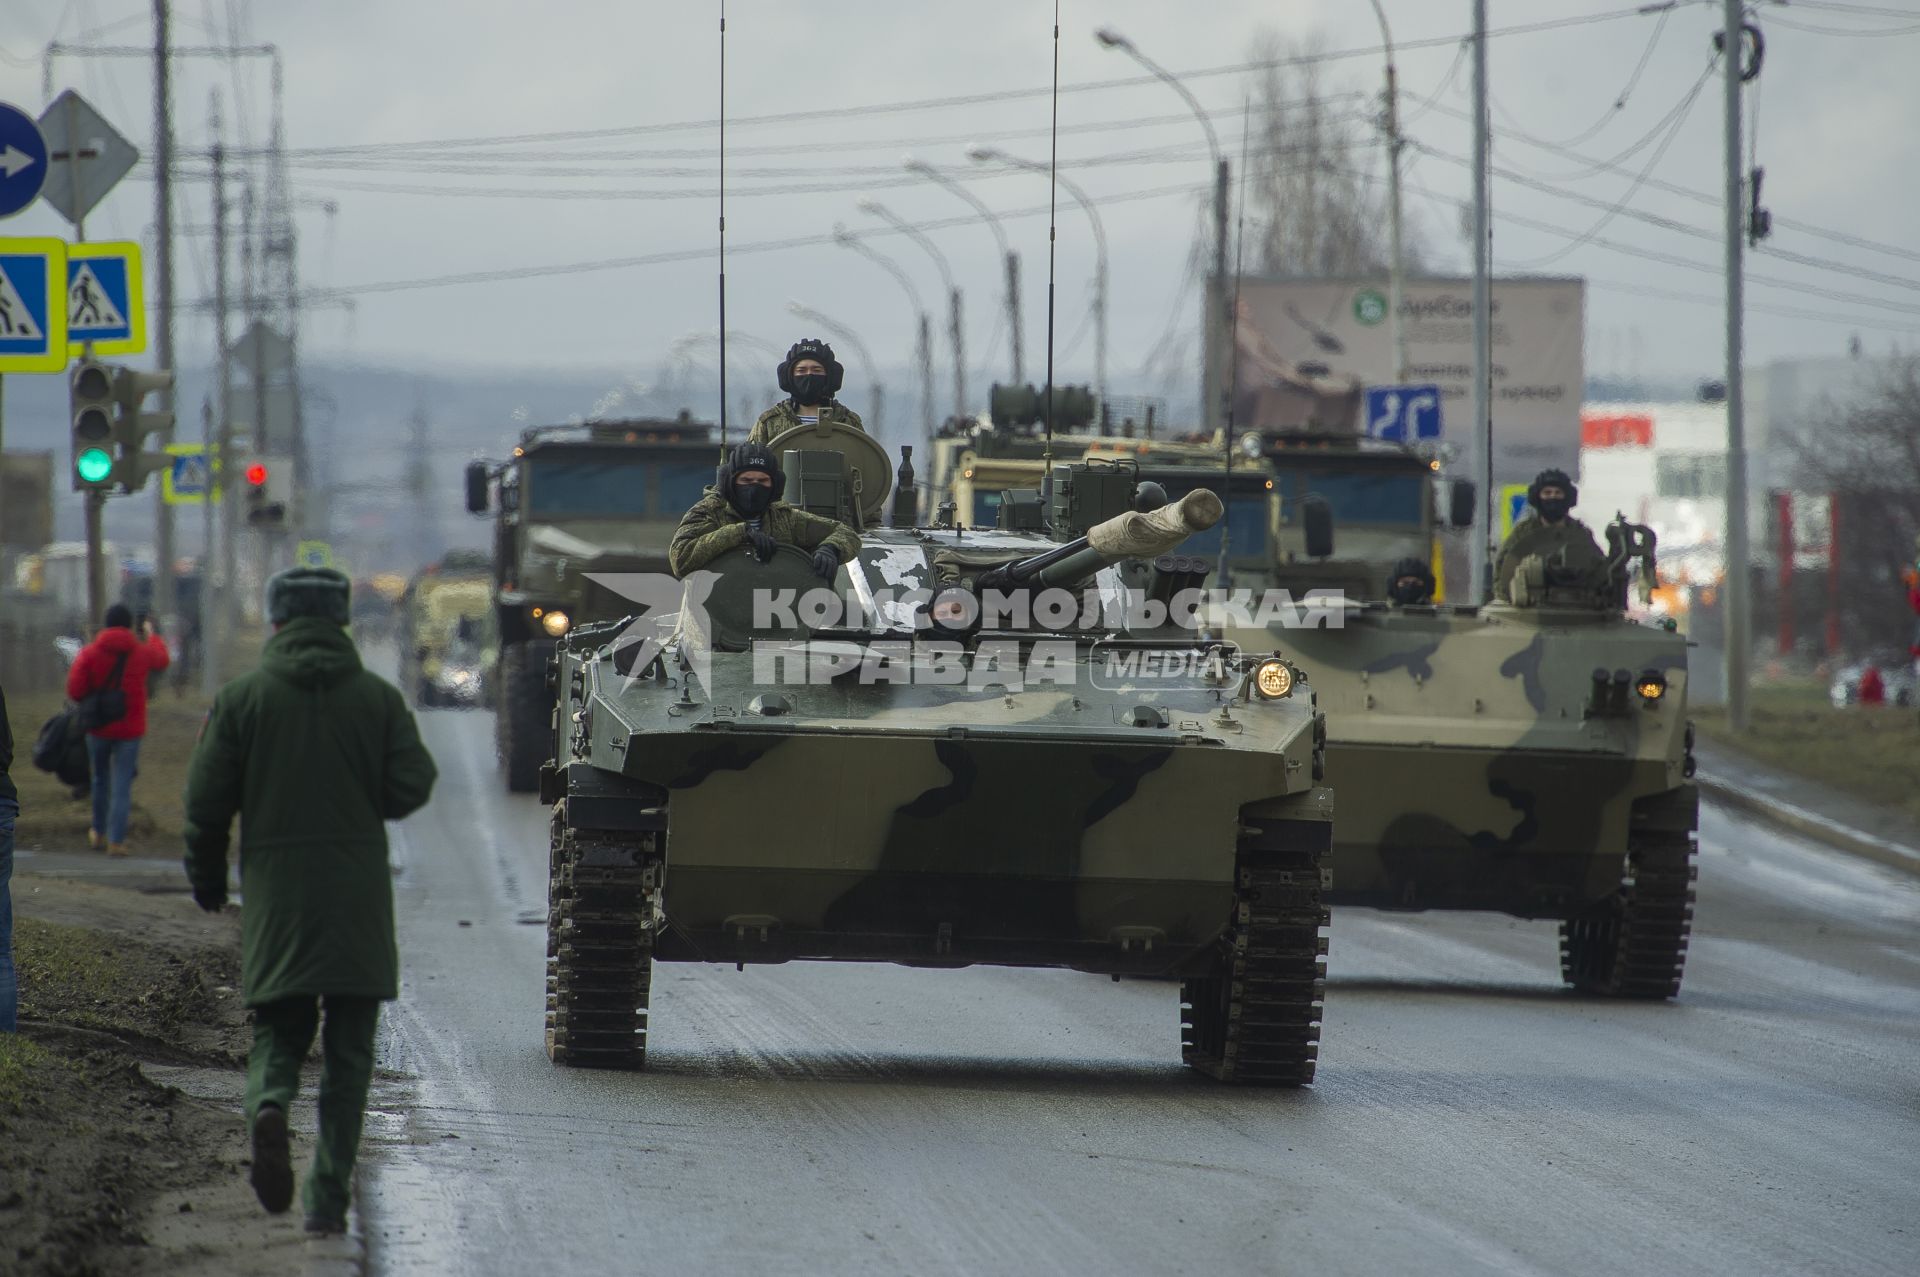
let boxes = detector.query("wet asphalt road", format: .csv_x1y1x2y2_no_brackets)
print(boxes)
361,703,1919,1275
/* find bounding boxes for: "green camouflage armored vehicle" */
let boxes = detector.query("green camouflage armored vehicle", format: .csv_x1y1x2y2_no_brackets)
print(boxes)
1229,515,1697,997
465,417,716,791
539,419,1336,1083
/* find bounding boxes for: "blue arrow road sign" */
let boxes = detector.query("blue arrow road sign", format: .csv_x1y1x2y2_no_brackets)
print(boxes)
0,103,50,218
1365,384,1444,442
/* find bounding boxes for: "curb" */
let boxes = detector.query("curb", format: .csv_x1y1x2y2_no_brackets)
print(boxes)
1696,772,1920,878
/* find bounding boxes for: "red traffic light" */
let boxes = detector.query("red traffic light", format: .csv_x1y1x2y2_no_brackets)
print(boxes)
245,463,269,487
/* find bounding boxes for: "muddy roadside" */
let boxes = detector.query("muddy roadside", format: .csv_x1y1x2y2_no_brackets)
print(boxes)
4,686,357,1274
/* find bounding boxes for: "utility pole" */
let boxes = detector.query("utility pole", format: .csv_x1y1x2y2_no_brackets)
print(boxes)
1368,0,1410,383
208,95,232,689
1467,0,1493,604
152,0,178,618
1722,0,1751,729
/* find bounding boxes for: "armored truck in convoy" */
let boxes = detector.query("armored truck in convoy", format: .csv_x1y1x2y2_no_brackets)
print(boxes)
465,416,717,791
540,419,1336,1084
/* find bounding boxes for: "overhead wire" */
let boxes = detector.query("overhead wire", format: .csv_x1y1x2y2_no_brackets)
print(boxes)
1488,1,1672,151
1499,53,1720,268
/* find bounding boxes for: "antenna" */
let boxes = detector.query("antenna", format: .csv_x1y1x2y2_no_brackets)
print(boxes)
1041,0,1061,484
718,2,729,450
1218,93,1252,589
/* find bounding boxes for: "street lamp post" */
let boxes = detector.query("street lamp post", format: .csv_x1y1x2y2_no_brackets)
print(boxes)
789,302,885,441
967,145,1108,421
905,156,1023,387
1367,0,1410,384
860,199,967,426
1096,26,1228,436
834,225,934,452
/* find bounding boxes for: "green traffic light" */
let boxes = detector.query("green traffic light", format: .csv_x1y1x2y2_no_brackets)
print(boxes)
76,447,114,484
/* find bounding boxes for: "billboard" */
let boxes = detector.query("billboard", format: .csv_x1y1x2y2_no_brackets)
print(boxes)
1218,275,1585,488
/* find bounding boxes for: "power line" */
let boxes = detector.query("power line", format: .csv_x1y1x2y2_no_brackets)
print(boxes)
202,4,1659,161
1501,54,1720,268
1489,2,1673,151
183,178,1208,308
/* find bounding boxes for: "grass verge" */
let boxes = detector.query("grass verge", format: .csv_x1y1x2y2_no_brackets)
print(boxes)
1694,682,1920,826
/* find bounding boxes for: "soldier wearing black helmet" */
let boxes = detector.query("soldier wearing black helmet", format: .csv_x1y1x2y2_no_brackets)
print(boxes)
1386,556,1436,606
1492,467,1606,602
748,338,867,446
668,442,861,580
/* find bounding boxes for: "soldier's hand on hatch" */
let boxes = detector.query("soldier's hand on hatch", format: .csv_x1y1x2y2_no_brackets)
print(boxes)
746,527,777,563
811,545,842,581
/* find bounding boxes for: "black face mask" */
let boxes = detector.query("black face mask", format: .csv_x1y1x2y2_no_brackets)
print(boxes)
731,480,775,517
792,373,829,405
1533,497,1571,523
1388,577,1429,605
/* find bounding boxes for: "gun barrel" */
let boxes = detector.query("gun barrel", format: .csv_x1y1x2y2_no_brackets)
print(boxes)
988,489,1226,590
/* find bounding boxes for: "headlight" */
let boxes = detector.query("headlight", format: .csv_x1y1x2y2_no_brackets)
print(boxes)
1636,668,1666,702
1252,658,1295,699
540,609,571,637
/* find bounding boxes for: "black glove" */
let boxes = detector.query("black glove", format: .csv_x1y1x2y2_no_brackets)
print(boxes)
745,526,777,563
812,544,842,580
193,885,227,914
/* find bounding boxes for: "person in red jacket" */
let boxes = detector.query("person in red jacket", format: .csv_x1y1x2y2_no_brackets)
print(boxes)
66,603,171,855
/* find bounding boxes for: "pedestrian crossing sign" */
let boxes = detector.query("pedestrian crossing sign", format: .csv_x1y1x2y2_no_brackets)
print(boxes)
1499,483,1530,538
67,241,144,355
0,236,68,372
162,443,220,506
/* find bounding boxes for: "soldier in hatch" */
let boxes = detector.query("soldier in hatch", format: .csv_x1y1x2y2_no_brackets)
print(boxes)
747,338,867,445
668,442,861,580
1386,556,1436,606
1492,467,1607,603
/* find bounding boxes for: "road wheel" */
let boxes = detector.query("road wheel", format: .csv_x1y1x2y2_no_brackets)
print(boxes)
1181,815,1329,1086
546,817,657,1070
496,640,553,793
1560,831,1697,999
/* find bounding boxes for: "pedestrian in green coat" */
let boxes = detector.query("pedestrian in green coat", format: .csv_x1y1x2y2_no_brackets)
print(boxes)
183,566,437,1235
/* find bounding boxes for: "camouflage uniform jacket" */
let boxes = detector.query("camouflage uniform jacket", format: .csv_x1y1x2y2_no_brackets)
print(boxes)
1492,513,1608,602
747,400,866,446
667,491,862,578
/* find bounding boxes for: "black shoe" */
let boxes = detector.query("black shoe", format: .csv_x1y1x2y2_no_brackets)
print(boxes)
303,1212,347,1236
249,1104,294,1215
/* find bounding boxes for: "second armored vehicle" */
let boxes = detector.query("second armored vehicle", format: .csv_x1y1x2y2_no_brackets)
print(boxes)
466,417,717,790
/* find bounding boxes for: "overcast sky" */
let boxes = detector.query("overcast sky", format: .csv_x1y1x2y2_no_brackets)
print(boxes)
4,0,1918,402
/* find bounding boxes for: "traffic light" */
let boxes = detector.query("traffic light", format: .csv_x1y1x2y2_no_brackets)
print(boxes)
241,454,293,528
70,361,116,491
106,365,175,493
68,360,175,494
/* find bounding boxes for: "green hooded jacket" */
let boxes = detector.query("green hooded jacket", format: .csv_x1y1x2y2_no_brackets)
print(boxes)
747,400,865,446
183,618,437,1006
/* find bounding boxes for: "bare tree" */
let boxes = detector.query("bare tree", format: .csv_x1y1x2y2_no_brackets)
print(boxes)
1787,357,1920,655
1245,32,1424,277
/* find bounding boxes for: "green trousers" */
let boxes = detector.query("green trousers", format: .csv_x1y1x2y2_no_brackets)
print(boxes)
245,994,381,1219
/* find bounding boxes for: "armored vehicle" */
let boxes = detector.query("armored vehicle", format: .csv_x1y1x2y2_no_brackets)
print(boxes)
540,419,1336,1083
1231,516,1697,997
466,416,716,791
396,551,496,708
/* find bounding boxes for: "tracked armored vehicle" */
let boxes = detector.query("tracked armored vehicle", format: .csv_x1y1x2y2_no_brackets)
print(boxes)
465,416,716,791
540,420,1335,1084
1231,516,1698,997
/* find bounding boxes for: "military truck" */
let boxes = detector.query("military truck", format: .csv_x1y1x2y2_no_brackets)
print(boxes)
466,416,718,791
1227,514,1697,997
396,551,496,708
540,418,1336,1084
